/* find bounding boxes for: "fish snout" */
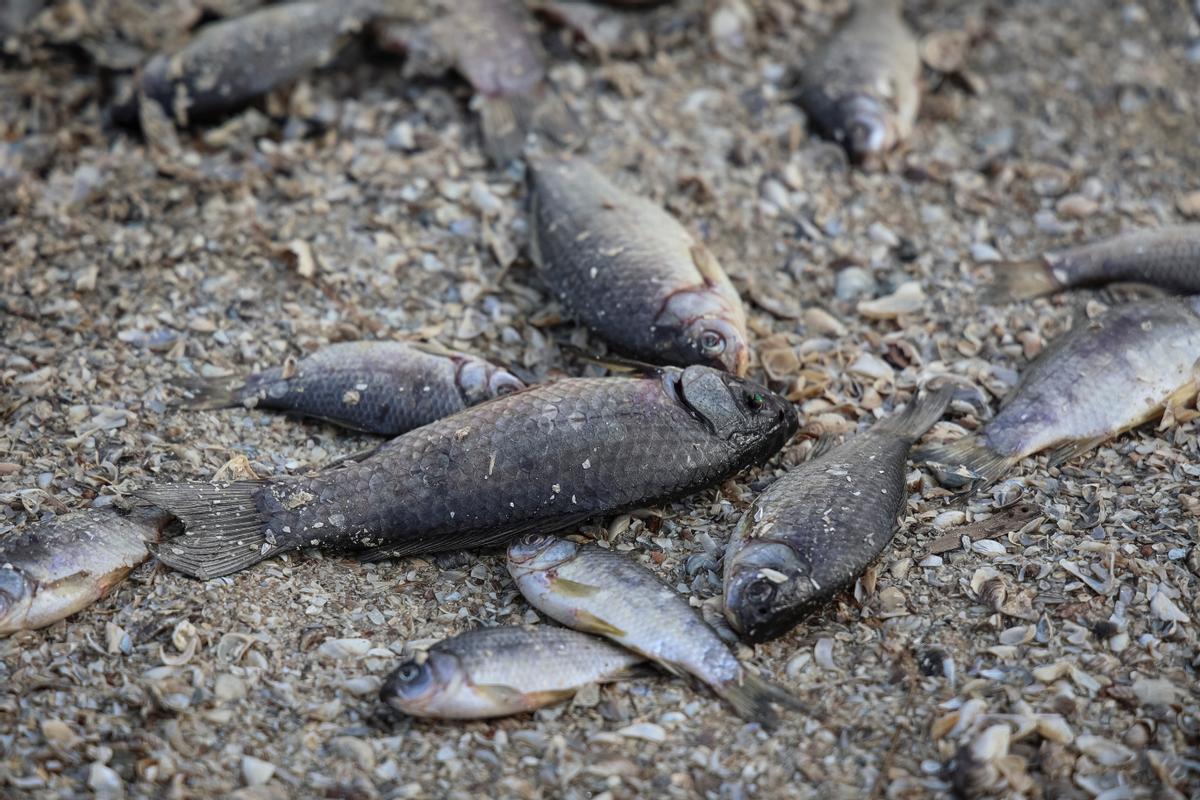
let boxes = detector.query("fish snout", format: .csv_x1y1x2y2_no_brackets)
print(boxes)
840,96,892,162
724,548,814,642
0,566,31,634
487,369,525,398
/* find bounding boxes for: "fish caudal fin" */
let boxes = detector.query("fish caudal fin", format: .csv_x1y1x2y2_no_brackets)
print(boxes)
980,259,1060,304
480,85,584,165
137,482,281,579
171,375,248,410
717,669,805,729
912,436,1017,488
874,384,956,442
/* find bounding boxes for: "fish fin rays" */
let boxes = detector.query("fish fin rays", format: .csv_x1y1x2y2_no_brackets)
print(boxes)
913,436,1017,488
1046,436,1109,468
358,514,595,563
716,669,805,730
873,384,955,441
549,577,602,598
480,84,584,165
137,482,281,580
980,259,1060,304
572,609,627,639
171,374,247,410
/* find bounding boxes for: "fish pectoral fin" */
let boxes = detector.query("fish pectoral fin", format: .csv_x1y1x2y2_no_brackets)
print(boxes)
572,609,627,639
476,683,575,712
689,243,726,288
550,576,602,598
1046,436,1109,468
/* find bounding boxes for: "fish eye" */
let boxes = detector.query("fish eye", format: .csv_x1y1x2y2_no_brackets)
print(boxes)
698,330,726,354
745,579,776,610
746,392,765,411
396,662,423,683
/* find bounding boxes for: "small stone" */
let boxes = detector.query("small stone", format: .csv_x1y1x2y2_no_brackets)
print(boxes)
617,722,666,743
241,756,276,786
318,638,372,659
836,266,876,302
331,736,376,771
341,676,382,696
847,353,893,381
1055,194,1098,219
1076,735,1134,766
87,763,123,797
215,674,246,702
386,121,415,151
1132,677,1180,706
803,307,847,337
970,243,1002,263
40,719,80,748
932,511,966,529
867,222,899,247
858,282,925,320
1177,190,1200,219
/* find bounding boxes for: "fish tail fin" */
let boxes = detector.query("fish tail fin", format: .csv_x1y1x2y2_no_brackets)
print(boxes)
171,375,248,410
481,85,584,165
717,670,805,729
912,436,1017,487
136,482,283,579
981,259,1059,304
874,384,956,441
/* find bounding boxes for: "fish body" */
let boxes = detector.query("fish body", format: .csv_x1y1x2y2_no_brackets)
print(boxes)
798,0,920,163
0,509,168,635
984,225,1200,303
915,298,1200,485
723,387,953,642
179,341,524,436
379,625,644,719
126,0,381,126
373,0,583,163
507,535,804,727
528,154,750,375
143,365,796,579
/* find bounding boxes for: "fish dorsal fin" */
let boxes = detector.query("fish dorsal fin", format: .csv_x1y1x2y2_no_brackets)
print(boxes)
560,344,664,377
690,243,725,288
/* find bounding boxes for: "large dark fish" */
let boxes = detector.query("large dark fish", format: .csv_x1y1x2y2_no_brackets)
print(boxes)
798,0,920,164
507,535,804,728
119,0,382,126
177,341,524,436
1,509,171,636
723,386,954,642
372,0,583,163
380,625,645,719
528,154,751,375
915,298,1200,486
141,365,797,579
983,225,1200,303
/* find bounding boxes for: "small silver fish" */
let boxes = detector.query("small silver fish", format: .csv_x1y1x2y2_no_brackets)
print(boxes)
379,625,645,719
0,509,170,636
983,225,1200,303
507,535,804,728
915,298,1200,485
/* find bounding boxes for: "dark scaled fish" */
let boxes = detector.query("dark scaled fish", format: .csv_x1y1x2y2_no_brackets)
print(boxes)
372,0,583,163
507,535,805,728
118,0,383,127
798,0,920,164
528,154,751,375
983,225,1200,303
380,625,645,719
141,365,797,579
1,509,171,636
177,341,525,436
915,298,1200,486
723,386,954,643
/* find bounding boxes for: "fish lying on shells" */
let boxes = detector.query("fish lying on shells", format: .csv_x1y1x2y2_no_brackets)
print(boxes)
983,225,1200,303
379,625,646,719
117,0,383,127
528,154,751,375
723,386,954,642
177,341,525,436
797,0,920,164
0,509,172,636
372,0,583,163
141,365,796,579
915,298,1200,486
507,535,804,728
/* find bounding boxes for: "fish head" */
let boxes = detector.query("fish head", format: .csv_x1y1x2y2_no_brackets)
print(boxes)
457,359,526,405
678,367,798,450
658,290,750,376
0,565,33,635
838,95,893,164
506,534,579,577
380,650,468,717
723,540,817,642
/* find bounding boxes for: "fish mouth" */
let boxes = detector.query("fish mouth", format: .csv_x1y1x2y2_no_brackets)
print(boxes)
839,95,892,162
0,566,32,635
724,545,814,642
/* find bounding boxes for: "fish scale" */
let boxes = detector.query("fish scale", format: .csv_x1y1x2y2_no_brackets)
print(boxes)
143,366,796,579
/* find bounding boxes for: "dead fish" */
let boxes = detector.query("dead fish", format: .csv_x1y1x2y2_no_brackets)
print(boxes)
176,341,525,436
507,535,804,727
528,154,751,375
118,0,383,126
0,509,171,636
798,0,920,164
915,297,1200,486
379,625,645,719
140,365,796,579
983,225,1200,303
723,386,954,642
372,0,583,163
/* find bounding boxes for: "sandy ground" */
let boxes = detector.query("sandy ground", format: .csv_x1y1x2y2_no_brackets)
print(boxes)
2,1,1200,798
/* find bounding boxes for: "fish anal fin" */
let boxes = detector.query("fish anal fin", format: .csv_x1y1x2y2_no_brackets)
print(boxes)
572,609,627,639
1046,436,1109,468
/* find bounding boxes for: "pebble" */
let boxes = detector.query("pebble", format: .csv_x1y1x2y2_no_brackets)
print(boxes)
1177,190,1200,218
215,674,247,702
835,266,876,302
317,638,372,659
867,222,899,247
385,121,415,151
803,307,847,337
40,719,80,747
932,511,966,530
331,736,376,771
857,282,925,319
1056,194,1098,219
617,722,667,743
341,676,382,696
970,242,1002,263
241,756,276,786
847,352,893,381
87,763,123,797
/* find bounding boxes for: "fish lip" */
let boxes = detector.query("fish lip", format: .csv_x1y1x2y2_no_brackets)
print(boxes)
0,566,32,635
838,95,892,161
505,533,570,570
